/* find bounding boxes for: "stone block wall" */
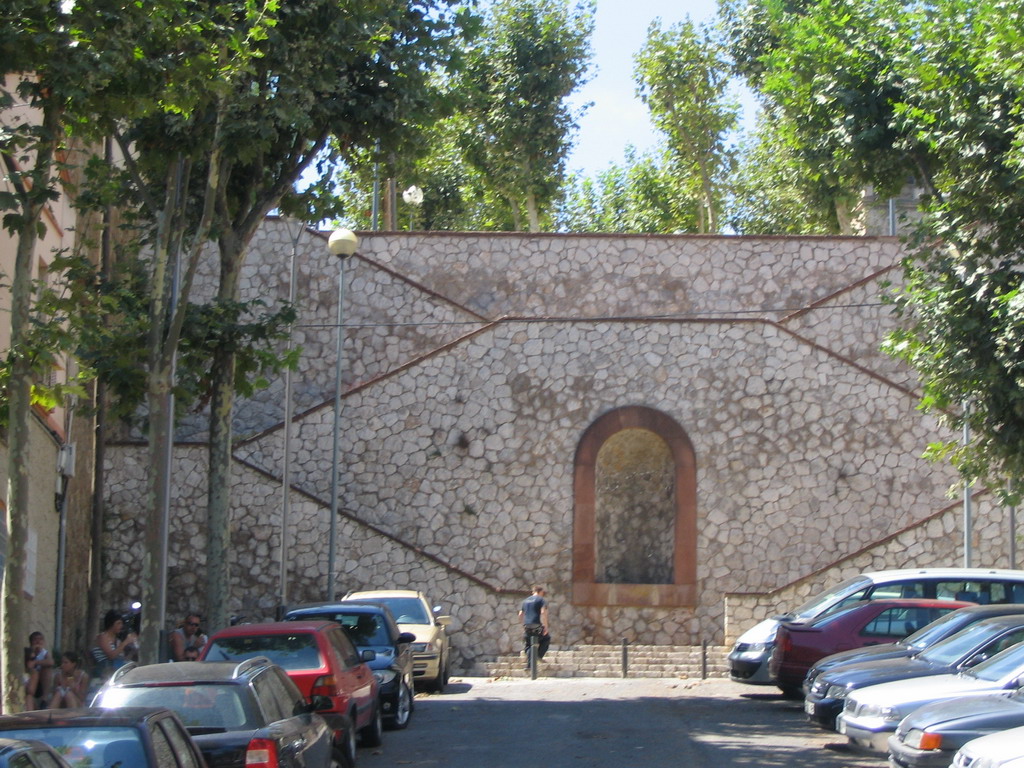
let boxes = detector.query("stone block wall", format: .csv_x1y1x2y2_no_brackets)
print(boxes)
102,226,990,672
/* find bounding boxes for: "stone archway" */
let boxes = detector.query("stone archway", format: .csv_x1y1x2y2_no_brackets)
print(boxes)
573,406,697,607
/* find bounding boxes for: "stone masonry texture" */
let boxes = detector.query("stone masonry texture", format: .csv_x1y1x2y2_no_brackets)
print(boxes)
103,222,1007,673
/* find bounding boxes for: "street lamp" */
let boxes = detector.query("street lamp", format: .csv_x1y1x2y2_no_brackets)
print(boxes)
326,228,359,600
402,185,423,230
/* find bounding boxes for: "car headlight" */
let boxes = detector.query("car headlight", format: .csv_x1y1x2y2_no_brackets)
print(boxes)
826,684,849,700
412,642,437,653
373,669,398,685
881,706,903,723
733,641,771,653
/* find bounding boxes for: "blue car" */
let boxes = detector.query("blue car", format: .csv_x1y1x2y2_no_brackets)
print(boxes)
286,602,416,729
0,737,73,768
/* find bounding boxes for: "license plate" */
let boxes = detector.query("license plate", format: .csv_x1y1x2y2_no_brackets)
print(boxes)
804,699,815,715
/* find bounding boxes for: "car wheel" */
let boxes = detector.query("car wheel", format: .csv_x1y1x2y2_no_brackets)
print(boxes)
385,681,412,730
333,714,357,768
359,704,383,748
778,685,802,701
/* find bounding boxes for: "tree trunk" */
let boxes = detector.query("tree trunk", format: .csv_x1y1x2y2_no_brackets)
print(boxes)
3,220,38,714
205,234,244,633
525,193,540,233
1,101,60,713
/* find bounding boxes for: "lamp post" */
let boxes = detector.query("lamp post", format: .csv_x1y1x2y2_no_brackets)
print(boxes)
278,219,305,618
326,228,359,600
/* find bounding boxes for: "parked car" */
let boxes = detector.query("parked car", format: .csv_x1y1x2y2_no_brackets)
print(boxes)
837,639,1024,752
729,568,1024,688
768,598,970,696
93,658,342,768
0,738,73,768
286,602,416,729
887,689,1024,768
805,613,1024,730
344,590,452,692
804,603,1024,696
0,707,207,768
952,725,1024,768
201,621,381,750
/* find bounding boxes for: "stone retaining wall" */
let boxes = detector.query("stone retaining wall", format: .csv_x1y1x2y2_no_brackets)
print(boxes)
103,225,989,672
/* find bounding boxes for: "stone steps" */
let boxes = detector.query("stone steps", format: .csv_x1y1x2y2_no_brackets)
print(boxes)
476,644,730,679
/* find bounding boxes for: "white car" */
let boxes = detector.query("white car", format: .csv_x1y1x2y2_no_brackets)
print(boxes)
837,641,1024,752
953,725,1024,768
345,589,452,692
729,568,1024,690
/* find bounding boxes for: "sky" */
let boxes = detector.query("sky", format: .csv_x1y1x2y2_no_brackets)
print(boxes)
566,0,752,177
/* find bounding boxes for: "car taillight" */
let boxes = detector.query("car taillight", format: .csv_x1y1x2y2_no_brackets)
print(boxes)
246,738,279,768
779,634,792,653
311,674,337,698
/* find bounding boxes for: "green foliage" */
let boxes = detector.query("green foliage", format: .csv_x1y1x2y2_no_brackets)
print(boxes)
635,16,739,233
556,147,698,233
455,0,594,231
729,0,1024,496
728,110,844,234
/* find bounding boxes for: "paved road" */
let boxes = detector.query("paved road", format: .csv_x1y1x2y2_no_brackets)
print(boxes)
359,676,884,768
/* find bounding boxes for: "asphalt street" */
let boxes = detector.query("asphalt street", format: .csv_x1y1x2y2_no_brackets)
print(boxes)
358,676,884,768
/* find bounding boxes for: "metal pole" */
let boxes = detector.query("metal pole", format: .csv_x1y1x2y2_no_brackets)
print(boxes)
279,220,302,612
327,254,345,600
964,402,972,568
621,638,628,678
529,633,538,680
156,157,184,654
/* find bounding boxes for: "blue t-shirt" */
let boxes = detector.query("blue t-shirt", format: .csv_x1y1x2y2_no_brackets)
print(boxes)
521,594,546,625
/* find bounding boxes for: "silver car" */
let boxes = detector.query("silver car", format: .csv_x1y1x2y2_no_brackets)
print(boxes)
838,641,1024,752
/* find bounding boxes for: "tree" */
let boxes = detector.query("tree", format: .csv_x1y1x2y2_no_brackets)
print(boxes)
120,0,467,632
722,0,915,232
0,0,111,713
556,147,697,233
727,110,843,234
456,0,594,232
634,17,739,233
729,0,1024,497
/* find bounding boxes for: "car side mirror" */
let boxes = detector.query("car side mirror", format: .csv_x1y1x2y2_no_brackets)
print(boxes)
308,695,333,713
435,615,452,627
361,649,376,662
397,632,416,644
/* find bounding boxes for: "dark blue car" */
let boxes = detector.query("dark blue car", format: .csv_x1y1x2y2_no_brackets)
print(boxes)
286,602,416,730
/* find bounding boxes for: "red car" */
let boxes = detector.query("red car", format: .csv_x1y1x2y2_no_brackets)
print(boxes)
768,598,973,696
201,620,381,754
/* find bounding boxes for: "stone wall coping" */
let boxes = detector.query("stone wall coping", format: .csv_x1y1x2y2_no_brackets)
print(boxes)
327,228,901,244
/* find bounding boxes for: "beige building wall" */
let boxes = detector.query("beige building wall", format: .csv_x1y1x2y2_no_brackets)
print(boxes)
1,72,98,655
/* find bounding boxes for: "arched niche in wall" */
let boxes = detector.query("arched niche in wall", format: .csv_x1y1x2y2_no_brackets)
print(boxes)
573,406,697,607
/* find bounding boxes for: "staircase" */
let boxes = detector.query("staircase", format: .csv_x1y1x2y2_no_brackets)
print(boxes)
478,644,730,679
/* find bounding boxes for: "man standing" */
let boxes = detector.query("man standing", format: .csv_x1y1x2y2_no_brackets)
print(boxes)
519,585,550,668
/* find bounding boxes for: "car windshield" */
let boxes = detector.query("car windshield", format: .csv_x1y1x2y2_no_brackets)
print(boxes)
97,683,258,731
965,641,1024,682
0,726,143,768
919,621,1019,666
300,612,390,646
372,598,431,625
788,576,871,620
204,633,323,670
903,610,973,650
